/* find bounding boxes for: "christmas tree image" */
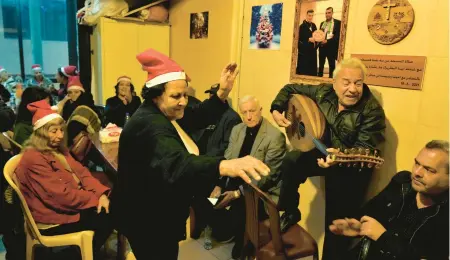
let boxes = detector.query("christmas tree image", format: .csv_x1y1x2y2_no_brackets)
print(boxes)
256,11,274,48
249,3,283,50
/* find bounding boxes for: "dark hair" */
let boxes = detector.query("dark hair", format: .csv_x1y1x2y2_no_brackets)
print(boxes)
114,82,136,96
57,68,68,81
16,87,52,123
62,91,98,121
141,83,166,100
326,7,333,12
425,140,449,173
307,9,314,14
0,84,11,103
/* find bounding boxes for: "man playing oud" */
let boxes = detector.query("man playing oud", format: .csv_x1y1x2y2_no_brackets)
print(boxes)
271,57,386,259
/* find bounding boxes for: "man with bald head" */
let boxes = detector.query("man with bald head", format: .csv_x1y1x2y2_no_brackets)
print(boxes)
211,95,287,258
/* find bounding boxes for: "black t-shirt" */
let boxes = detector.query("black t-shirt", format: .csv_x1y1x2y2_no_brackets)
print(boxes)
238,121,262,158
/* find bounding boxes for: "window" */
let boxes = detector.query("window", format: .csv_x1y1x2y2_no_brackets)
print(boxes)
0,0,78,80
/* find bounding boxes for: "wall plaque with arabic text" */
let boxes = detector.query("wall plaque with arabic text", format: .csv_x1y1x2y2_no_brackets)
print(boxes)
351,54,426,90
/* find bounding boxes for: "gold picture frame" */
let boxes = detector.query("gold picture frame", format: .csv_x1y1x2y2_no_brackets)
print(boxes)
290,0,350,83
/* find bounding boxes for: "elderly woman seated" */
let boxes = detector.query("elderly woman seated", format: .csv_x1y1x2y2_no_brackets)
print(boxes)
14,99,113,256
104,76,141,127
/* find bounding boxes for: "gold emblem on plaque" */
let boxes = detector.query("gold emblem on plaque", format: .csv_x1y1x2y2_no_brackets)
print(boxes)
367,0,414,45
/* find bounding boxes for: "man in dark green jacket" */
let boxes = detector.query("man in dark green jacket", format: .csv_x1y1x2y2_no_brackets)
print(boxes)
270,57,386,260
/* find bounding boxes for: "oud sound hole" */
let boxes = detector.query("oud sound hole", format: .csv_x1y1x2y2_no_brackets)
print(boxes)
298,122,306,137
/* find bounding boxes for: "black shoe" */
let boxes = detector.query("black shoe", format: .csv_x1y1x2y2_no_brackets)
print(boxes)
231,242,243,259
280,210,301,233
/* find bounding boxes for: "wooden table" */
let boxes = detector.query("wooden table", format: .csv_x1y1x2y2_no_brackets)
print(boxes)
90,133,119,172
89,133,126,260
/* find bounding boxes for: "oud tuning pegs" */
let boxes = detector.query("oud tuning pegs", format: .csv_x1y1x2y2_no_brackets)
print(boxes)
374,150,379,157
347,162,351,167
339,162,343,167
368,163,374,168
353,162,358,168
360,162,365,168
358,148,364,154
344,148,349,154
365,148,370,156
350,148,357,155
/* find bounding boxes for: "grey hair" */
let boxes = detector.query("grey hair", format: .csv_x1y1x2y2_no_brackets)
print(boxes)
333,57,367,80
238,95,261,109
425,140,449,172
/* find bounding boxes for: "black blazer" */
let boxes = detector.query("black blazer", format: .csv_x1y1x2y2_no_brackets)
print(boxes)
112,94,229,241
319,18,341,53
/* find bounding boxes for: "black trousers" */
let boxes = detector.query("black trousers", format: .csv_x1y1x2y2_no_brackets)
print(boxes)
39,209,113,253
126,232,179,260
278,149,372,260
318,47,336,78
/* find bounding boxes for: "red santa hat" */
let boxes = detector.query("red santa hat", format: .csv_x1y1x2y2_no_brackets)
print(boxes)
60,65,78,77
136,48,187,88
27,99,63,130
0,66,6,73
67,76,85,92
31,64,42,72
117,75,132,84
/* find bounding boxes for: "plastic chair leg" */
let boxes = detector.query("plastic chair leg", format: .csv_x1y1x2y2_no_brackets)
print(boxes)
80,236,94,260
26,233,35,260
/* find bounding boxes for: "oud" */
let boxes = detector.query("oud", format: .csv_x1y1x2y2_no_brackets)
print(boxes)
286,94,384,168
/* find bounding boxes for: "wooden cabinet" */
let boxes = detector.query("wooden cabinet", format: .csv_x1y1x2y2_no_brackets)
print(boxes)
91,17,170,104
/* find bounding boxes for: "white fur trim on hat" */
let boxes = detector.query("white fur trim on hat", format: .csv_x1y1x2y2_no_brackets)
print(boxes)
68,85,85,92
33,113,63,130
60,67,69,77
0,68,6,73
145,71,186,88
32,67,42,72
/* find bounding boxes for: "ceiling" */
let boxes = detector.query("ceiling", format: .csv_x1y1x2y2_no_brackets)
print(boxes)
124,0,170,11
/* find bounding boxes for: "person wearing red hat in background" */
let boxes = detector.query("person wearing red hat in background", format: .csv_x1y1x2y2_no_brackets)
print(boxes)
104,75,142,127
111,48,270,259
54,76,101,148
14,99,113,258
55,65,79,102
25,64,53,91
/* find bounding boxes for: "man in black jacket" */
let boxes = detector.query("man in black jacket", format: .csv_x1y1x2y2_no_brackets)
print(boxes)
271,57,385,259
330,140,449,260
296,9,318,76
318,7,341,78
189,85,241,241
196,84,242,157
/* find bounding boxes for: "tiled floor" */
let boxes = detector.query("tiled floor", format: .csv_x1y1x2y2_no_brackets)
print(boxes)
125,218,235,260
0,221,314,260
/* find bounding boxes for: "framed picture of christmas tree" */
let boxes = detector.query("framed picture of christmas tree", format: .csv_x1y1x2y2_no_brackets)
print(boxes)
290,0,350,83
249,3,283,50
